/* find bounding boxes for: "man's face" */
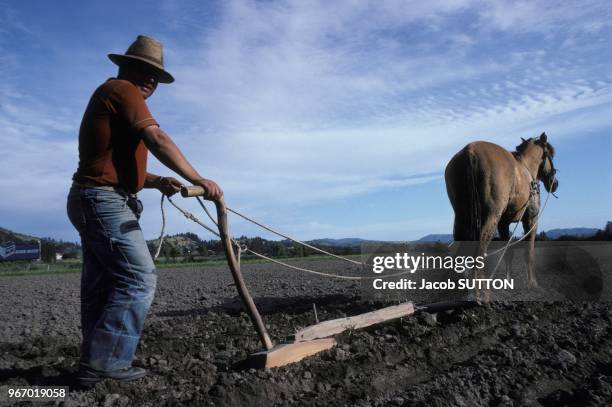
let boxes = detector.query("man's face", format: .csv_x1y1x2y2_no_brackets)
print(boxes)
120,62,160,99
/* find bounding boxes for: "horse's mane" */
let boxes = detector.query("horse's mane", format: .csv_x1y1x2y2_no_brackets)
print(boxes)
513,137,555,159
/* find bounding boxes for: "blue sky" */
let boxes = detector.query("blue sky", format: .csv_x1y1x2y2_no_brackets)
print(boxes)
1,0,611,242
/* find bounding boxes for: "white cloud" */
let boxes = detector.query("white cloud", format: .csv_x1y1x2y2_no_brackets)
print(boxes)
478,0,611,34
141,1,612,239
0,97,79,214
0,7,80,218
1,1,611,240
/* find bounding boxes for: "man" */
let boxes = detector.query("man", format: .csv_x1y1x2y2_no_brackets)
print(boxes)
67,35,222,386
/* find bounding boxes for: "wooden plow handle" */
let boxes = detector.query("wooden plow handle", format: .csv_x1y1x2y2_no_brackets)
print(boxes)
180,186,274,350
181,185,206,197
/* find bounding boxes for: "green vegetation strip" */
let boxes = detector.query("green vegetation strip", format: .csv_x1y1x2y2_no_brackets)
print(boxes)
0,254,362,277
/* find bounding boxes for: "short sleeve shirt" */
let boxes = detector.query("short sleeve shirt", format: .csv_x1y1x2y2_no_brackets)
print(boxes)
73,78,158,193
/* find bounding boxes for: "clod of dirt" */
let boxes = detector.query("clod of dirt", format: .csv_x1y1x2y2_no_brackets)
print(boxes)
418,311,438,326
331,347,349,361
555,349,577,368
494,394,513,407
103,393,130,407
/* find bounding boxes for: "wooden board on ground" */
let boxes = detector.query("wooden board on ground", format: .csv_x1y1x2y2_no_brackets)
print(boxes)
294,302,415,342
248,338,337,369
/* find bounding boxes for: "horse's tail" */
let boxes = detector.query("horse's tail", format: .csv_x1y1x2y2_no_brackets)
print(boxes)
448,147,482,241
464,151,482,241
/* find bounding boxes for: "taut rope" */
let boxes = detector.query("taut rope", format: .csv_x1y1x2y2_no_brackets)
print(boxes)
153,196,418,281
153,195,167,260
153,169,555,280
189,196,363,266
485,169,556,277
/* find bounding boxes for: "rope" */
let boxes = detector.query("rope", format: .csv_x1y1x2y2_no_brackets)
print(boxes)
154,195,167,260
485,204,528,278
485,201,529,258
196,197,218,226
218,202,364,266
155,195,416,281
241,247,414,281
192,195,367,266
485,171,555,277
173,195,365,266
166,196,221,238
154,170,555,281
491,182,553,256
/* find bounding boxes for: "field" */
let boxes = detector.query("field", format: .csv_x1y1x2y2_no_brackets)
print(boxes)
1,259,611,406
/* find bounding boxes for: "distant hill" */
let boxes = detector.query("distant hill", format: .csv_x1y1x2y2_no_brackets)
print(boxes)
417,234,453,243
543,228,600,239
147,232,204,253
2,222,607,261
416,227,604,242
305,238,378,247
0,227,39,243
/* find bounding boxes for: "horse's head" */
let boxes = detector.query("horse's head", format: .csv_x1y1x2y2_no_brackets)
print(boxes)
517,132,559,193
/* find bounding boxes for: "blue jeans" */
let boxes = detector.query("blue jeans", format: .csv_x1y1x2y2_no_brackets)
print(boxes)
67,185,156,372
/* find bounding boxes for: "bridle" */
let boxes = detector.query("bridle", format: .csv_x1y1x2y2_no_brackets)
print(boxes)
538,145,558,198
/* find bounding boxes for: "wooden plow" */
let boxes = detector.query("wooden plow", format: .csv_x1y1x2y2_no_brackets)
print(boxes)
181,186,416,368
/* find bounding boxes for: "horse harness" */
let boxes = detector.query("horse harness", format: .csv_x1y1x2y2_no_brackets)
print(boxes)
521,144,558,215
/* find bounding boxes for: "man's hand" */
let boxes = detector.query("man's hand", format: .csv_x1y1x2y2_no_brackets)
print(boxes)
141,126,223,201
194,178,223,201
156,176,183,197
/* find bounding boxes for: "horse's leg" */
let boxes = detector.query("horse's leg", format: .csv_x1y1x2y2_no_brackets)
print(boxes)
477,213,501,303
522,216,538,288
497,221,513,279
479,213,499,255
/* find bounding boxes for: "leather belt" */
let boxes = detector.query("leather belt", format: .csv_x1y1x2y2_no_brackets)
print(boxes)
73,181,137,198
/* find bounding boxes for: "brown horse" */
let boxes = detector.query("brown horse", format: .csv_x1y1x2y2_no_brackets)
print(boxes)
445,132,558,288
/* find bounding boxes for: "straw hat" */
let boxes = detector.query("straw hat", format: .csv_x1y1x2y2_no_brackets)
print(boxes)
108,35,174,83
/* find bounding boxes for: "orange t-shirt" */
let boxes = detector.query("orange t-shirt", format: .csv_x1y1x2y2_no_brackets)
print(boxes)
73,79,158,193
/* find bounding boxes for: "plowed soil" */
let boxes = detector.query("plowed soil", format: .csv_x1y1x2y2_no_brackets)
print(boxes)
1,260,611,406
